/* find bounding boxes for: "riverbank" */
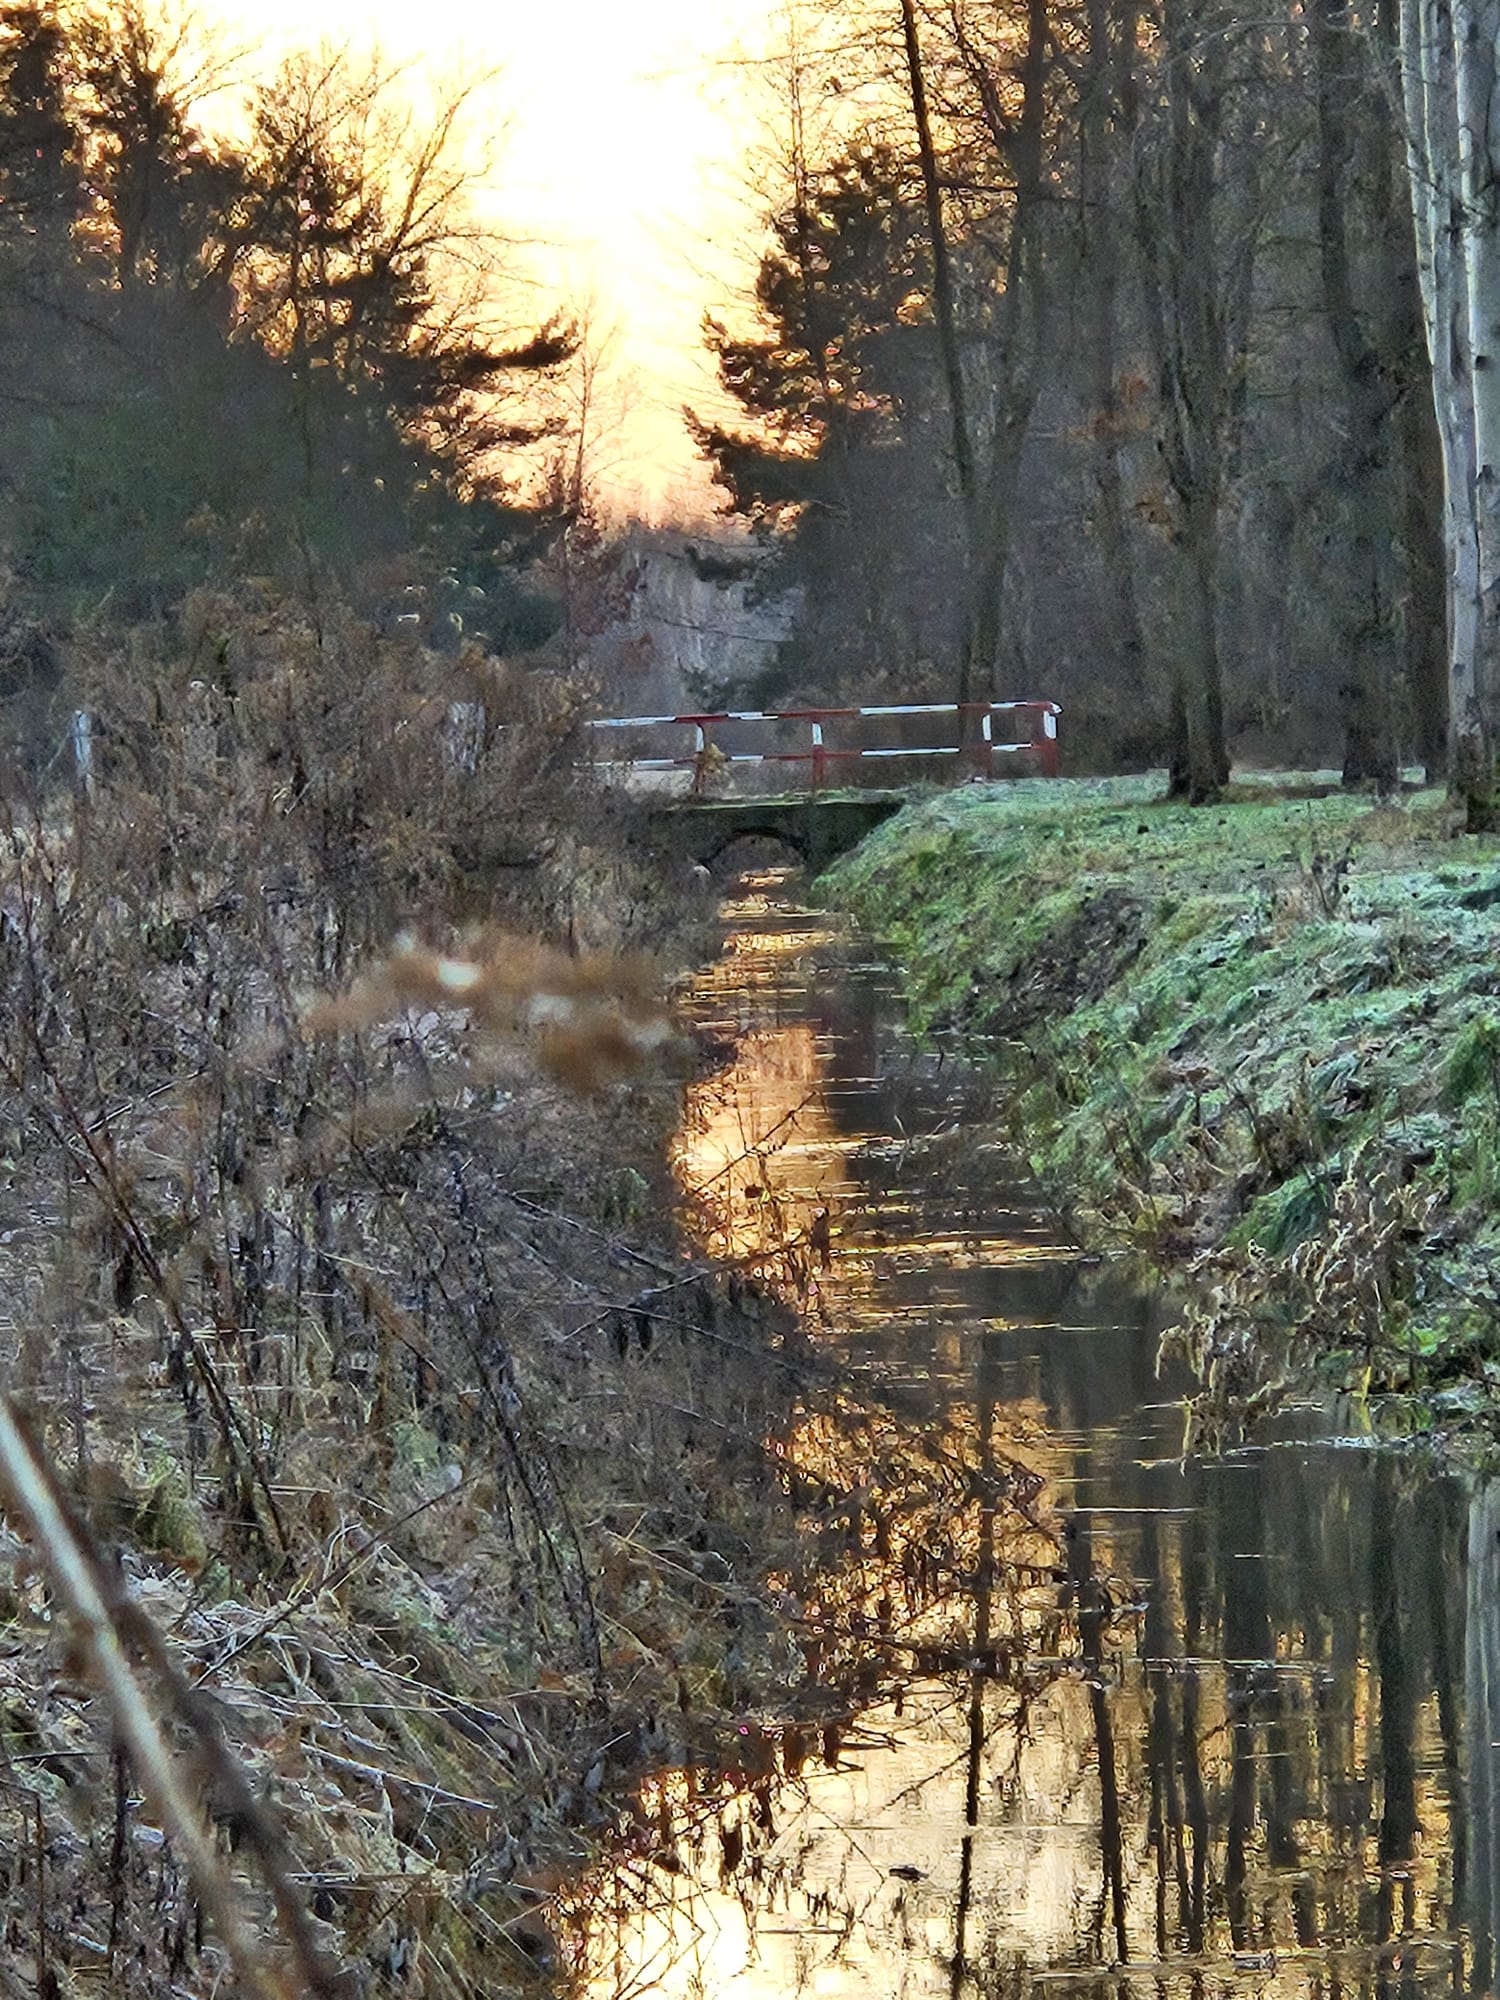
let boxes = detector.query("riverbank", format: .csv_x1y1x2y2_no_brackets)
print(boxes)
0,594,813,1996
822,773,1500,1434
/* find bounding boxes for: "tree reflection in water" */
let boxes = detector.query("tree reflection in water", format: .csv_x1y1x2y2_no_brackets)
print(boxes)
573,873,1497,2000
1467,1481,1500,1993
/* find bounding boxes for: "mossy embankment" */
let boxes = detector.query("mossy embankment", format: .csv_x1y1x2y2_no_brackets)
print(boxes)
823,774,1500,1427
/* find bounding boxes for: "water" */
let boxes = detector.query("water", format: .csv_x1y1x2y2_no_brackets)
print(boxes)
582,871,1498,2000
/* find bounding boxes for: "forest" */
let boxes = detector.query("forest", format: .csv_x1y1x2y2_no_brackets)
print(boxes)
3,0,1498,814
0,0,587,718
693,0,1497,815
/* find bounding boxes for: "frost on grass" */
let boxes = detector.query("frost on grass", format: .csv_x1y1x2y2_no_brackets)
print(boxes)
829,778,1500,1434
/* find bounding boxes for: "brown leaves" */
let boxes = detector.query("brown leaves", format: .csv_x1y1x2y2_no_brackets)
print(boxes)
301,933,685,1091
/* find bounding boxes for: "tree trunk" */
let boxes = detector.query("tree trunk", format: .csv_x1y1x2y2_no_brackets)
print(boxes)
1313,0,1400,790
1134,0,1242,798
942,0,1050,705
899,0,985,711
1399,378,1450,775
1378,0,1450,776
1399,0,1491,819
967,412,1034,696
1465,1481,1500,1991
1453,0,1500,822
898,0,974,517
1080,0,1148,720
1178,492,1229,800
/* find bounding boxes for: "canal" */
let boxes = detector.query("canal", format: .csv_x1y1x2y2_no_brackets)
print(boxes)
581,868,1498,2000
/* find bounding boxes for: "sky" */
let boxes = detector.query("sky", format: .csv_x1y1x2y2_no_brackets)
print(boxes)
197,0,786,519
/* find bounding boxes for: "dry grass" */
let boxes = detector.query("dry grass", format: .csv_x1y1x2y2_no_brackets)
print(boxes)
0,584,807,1996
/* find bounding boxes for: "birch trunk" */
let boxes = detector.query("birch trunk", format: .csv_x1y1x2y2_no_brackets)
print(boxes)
1401,396,1452,773
1400,0,1488,816
1454,0,1500,819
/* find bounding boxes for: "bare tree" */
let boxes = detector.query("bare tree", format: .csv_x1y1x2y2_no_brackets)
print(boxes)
1399,0,1500,822
545,306,640,669
1131,0,1267,798
1077,0,1148,713
897,0,976,519
927,0,1055,703
1311,0,1403,788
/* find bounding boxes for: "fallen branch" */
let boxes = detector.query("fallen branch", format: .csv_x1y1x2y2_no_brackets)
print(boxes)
0,1393,350,2000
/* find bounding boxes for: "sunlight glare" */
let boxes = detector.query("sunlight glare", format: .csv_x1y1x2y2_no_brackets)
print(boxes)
193,0,782,514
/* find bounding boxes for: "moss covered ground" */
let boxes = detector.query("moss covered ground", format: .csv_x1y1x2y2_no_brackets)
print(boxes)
823,773,1500,1432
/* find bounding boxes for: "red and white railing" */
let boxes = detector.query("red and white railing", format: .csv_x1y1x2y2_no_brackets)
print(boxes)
587,700,1061,787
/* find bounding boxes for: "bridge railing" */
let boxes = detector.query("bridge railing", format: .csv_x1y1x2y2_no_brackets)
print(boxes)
586,700,1061,789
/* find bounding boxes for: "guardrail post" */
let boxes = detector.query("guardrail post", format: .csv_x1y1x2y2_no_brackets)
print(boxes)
981,708,995,779
689,722,711,796
811,719,826,792
1029,702,1061,777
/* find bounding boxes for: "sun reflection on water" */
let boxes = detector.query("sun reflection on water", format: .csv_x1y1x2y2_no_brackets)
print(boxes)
571,869,1478,2000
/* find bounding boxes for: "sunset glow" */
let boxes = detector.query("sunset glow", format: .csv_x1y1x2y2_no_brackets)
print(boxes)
196,0,783,515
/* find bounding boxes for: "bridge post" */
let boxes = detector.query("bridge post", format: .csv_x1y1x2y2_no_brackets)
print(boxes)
1030,703,1060,777
688,722,711,797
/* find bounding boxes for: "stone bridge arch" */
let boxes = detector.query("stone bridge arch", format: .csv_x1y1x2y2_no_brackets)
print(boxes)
643,794,905,874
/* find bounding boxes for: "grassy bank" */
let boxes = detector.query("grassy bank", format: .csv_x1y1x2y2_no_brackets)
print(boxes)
823,774,1500,1433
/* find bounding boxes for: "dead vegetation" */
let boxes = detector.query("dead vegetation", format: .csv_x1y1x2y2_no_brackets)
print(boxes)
0,587,814,1996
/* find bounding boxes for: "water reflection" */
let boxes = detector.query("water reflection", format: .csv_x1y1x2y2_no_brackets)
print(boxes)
581,872,1497,2000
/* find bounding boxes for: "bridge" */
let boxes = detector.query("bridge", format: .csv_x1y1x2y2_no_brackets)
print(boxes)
590,698,1061,870
643,791,909,871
